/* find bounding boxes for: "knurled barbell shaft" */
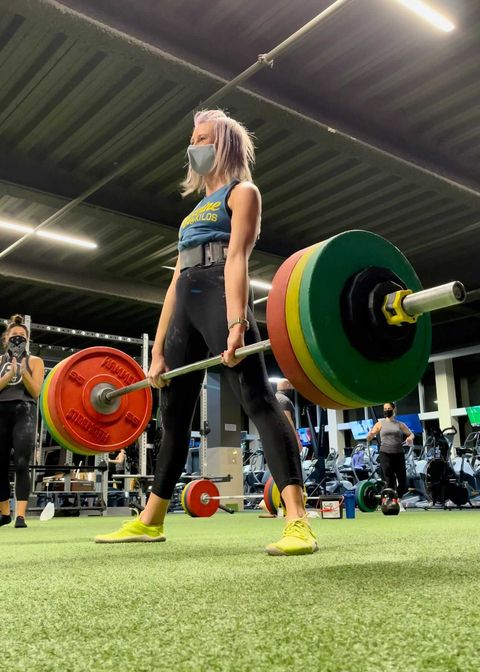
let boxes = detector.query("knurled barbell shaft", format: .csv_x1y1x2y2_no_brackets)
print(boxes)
101,281,465,404
102,340,271,402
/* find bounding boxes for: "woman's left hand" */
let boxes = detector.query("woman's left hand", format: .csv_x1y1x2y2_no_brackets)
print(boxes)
222,325,247,368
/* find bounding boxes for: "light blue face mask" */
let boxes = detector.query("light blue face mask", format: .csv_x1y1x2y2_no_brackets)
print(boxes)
187,144,216,176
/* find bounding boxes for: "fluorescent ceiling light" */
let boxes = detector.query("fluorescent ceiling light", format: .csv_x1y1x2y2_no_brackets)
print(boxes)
0,219,97,249
395,0,455,32
161,265,177,271
0,220,33,234
268,377,283,384
250,279,272,291
36,230,97,249
253,296,268,305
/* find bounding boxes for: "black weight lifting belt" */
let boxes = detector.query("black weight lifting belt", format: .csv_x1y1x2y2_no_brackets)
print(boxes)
179,241,229,271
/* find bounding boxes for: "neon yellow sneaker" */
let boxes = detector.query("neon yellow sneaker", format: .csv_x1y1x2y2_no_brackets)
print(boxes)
265,518,318,556
94,518,166,544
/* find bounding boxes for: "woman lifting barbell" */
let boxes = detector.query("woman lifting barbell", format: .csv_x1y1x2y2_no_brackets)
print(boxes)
95,109,318,555
0,315,44,528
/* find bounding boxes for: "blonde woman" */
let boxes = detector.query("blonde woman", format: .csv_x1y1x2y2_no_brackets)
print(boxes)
96,110,317,555
0,315,44,527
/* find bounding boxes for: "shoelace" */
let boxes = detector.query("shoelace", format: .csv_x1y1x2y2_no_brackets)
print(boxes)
282,520,311,540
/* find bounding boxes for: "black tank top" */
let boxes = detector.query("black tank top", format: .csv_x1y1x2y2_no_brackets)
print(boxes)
0,354,35,403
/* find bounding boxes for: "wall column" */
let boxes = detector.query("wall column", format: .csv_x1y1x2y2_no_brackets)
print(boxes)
434,358,459,448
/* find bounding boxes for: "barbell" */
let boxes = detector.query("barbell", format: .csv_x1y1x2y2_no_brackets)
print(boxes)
181,477,298,517
39,230,466,455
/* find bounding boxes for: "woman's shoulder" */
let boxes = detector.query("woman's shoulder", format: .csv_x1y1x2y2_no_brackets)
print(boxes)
231,179,258,192
229,180,261,205
28,354,44,367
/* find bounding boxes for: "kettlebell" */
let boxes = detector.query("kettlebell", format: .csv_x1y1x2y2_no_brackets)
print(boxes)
381,488,400,516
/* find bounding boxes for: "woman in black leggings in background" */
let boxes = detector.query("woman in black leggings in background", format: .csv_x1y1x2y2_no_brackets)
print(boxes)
0,315,44,528
367,402,414,500
96,109,318,555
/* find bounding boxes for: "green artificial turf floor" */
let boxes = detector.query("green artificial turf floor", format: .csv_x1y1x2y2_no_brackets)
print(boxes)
1,510,479,672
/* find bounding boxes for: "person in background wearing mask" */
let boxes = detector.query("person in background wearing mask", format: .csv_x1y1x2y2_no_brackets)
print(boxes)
275,379,303,454
96,109,317,555
366,402,414,501
0,315,44,528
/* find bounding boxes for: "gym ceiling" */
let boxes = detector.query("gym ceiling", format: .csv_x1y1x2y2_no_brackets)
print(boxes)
0,0,479,356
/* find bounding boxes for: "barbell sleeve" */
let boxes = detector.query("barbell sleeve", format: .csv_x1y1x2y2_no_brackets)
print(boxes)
401,281,466,317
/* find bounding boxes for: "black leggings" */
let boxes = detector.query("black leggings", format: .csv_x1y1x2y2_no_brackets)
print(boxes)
379,451,407,498
0,401,36,501
152,263,303,499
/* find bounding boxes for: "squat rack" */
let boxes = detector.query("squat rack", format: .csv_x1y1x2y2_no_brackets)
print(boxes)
1,315,153,507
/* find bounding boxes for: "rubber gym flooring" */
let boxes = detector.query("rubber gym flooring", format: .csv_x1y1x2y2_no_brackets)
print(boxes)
2,511,477,672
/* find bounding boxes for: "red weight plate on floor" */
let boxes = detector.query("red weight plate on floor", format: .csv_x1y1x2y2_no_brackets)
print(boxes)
267,248,345,409
49,347,152,452
263,476,279,515
185,479,220,518
263,477,307,515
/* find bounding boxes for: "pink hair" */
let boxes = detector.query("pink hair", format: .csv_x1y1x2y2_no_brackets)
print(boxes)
180,109,255,197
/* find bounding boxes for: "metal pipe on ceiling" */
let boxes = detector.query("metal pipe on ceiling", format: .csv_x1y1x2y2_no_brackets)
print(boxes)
0,0,352,260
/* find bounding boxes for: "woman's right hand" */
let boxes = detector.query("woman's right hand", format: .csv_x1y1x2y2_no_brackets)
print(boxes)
5,357,17,380
147,353,169,389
